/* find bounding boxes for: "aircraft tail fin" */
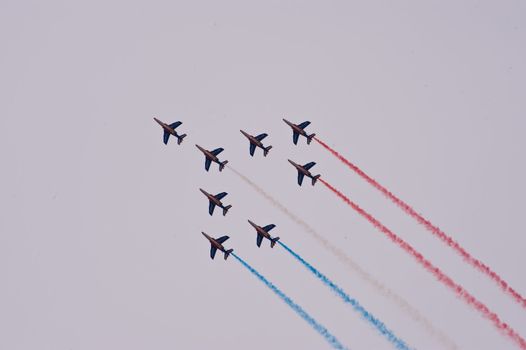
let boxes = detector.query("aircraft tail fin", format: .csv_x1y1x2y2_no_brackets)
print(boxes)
222,205,232,216
312,175,321,186
219,160,229,172
177,134,187,145
263,145,273,157
270,237,280,248
224,249,233,260
307,133,316,145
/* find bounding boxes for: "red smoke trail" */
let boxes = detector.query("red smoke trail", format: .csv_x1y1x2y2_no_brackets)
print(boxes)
315,137,526,309
319,178,526,349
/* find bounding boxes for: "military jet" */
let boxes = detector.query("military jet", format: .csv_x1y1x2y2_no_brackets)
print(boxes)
240,130,273,157
195,144,228,171
154,117,187,145
201,232,233,260
283,119,316,145
288,159,321,186
200,188,232,216
248,220,280,248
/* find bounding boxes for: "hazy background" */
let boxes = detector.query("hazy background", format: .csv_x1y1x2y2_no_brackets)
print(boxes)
1,1,525,349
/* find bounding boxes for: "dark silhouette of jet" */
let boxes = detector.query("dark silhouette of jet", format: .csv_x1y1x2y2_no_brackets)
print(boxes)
248,220,280,248
288,159,321,186
195,144,228,171
283,119,315,145
200,188,232,216
201,232,233,260
240,130,273,157
154,117,187,145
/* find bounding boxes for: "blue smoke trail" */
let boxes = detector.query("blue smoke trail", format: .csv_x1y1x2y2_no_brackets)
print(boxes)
232,253,348,350
278,241,411,350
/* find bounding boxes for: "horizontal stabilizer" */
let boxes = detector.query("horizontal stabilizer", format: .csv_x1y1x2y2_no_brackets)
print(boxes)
270,237,280,248
224,249,233,260
222,205,232,216
312,174,320,186
177,134,187,145
263,145,272,157
307,133,316,145
219,160,228,172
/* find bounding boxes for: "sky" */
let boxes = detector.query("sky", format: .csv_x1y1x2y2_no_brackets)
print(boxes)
1,1,526,349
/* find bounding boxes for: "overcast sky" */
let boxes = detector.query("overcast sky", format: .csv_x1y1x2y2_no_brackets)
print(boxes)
1,1,526,349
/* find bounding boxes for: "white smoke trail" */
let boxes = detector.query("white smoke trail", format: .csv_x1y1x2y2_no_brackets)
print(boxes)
228,166,457,350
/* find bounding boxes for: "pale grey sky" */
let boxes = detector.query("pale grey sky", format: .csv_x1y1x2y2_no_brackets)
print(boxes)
1,1,526,349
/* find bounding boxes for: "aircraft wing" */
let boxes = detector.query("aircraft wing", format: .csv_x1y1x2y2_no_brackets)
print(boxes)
303,161,316,170
262,224,276,232
256,233,264,247
163,131,170,144
215,192,228,200
255,133,268,141
169,121,182,129
210,246,217,259
216,235,230,244
205,158,212,171
298,121,311,129
249,143,256,156
297,171,305,186
292,131,300,145
211,147,224,156
208,201,216,215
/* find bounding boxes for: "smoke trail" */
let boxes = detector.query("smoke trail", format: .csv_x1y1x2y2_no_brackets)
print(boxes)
227,165,457,350
319,178,526,350
278,241,410,350
315,137,526,310
232,253,349,350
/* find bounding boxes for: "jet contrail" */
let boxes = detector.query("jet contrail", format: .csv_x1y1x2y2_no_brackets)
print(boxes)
319,178,526,350
314,137,526,309
278,241,410,350
232,253,349,350
228,165,457,350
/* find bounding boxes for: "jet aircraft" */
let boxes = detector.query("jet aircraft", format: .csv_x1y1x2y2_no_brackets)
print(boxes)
288,159,321,186
248,220,280,248
240,130,273,157
200,188,232,216
195,144,228,171
283,119,316,145
154,117,187,145
201,232,233,260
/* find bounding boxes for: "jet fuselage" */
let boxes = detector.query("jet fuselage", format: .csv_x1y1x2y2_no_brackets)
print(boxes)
248,219,271,240
202,232,226,252
196,145,219,162
240,130,263,147
288,159,312,177
200,188,223,207
283,118,307,137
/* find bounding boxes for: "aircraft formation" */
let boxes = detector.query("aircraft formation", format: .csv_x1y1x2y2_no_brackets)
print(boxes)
153,117,318,259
